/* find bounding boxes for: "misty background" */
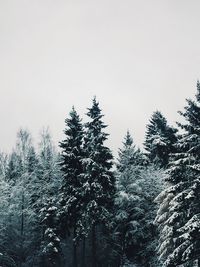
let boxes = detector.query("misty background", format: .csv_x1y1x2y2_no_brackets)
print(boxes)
0,0,199,154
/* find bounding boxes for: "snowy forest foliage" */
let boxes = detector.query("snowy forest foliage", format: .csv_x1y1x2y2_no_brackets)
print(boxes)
1,84,200,267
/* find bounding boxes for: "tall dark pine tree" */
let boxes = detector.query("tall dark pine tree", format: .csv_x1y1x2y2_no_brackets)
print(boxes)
144,111,177,168
82,98,115,267
59,107,84,267
155,81,200,267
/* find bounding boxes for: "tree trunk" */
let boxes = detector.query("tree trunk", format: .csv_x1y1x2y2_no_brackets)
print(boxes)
91,224,97,267
73,227,77,267
81,236,86,267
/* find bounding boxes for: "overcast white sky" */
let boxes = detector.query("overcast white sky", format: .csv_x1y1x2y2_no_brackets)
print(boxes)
0,0,200,155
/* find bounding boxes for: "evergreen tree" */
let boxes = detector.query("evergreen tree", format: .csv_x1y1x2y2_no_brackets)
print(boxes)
37,128,60,206
34,128,61,267
59,107,84,267
144,111,177,168
82,98,115,267
117,131,147,173
155,81,200,266
115,132,162,266
39,200,61,267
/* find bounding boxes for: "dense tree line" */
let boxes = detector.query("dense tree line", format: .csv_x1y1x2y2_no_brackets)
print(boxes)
1,84,200,267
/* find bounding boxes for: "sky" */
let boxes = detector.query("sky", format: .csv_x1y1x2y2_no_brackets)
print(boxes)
0,0,200,155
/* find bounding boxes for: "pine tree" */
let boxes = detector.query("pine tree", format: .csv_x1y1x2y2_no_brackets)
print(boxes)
59,107,84,267
82,98,115,267
115,132,162,266
117,131,147,173
144,111,177,168
39,200,61,267
37,128,60,204
155,81,200,267
34,128,61,267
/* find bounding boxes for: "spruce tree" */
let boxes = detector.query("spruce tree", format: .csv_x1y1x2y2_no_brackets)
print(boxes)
144,111,177,168
35,128,61,267
82,98,115,267
155,81,200,266
37,128,60,202
39,200,61,267
117,130,147,173
115,132,162,266
59,107,84,267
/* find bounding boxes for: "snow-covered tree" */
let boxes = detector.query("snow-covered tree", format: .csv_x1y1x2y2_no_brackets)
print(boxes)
115,132,163,266
59,107,85,267
36,128,61,209
155,82,200,266
39,200,61,267
0,129,61,267
35,128,62,267
0,129,39,266
14,130,37,265
117,131,147,173
144,111,177,168
0,152,17,267
6,152,21,185
82,98,115,267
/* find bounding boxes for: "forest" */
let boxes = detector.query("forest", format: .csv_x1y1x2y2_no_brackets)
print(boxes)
0,82,200,267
